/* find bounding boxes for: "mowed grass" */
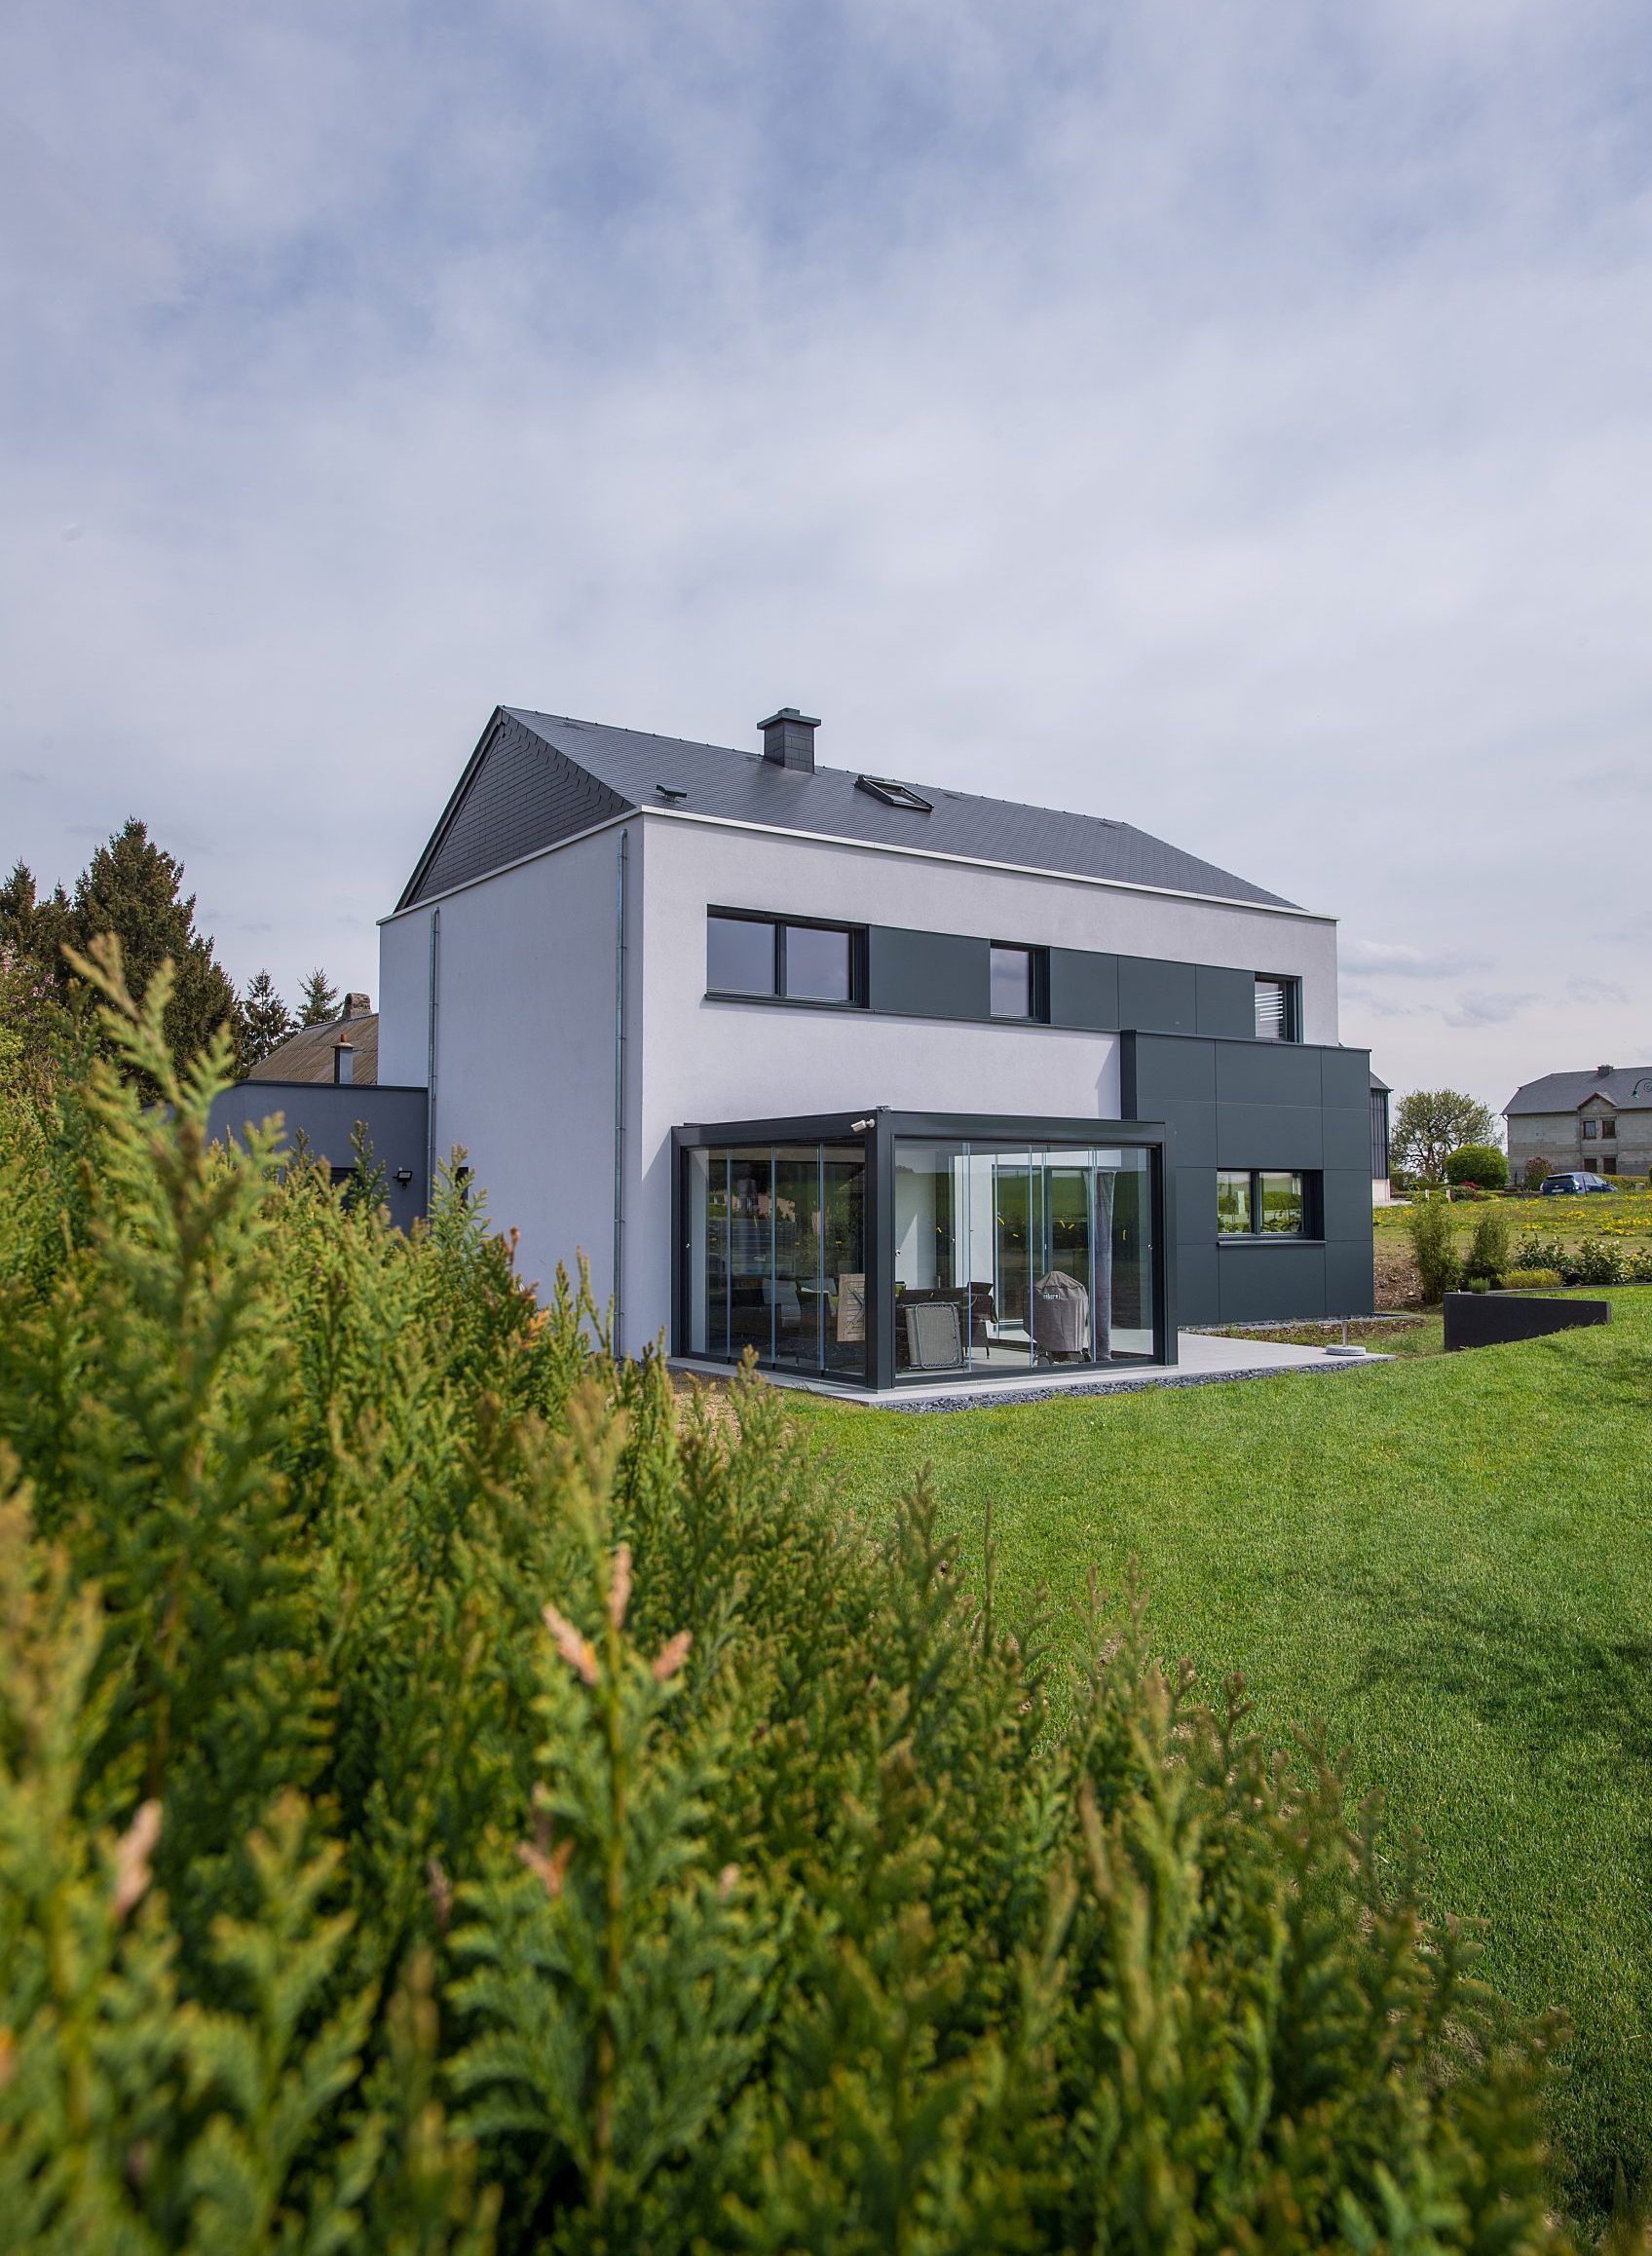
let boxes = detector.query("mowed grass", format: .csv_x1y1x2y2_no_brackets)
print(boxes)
781,1293,1652,2223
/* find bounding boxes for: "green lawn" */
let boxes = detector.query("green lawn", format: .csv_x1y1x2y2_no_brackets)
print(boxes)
783,1292,1652,2224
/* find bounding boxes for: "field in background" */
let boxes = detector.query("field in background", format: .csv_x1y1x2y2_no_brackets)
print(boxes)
1375,1187,1652,1247
780,1294,1652,2221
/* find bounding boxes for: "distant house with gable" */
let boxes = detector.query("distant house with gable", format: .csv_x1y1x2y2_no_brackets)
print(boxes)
1504,1065,1652,1181
248,993,377,1087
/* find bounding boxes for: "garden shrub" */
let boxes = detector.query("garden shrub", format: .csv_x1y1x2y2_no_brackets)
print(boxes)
1446,1143,1510,1192
0,945,1576,2252
1521,1156,1553,1192
1570,1237,1627,1287
1463,1204,1514,1288
1406,1193,1462,1301
1504,1268,1564,1290
1515,1233,1569,1276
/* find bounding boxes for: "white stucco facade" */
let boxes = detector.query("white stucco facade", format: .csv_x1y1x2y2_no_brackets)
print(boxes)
378,806,1339,1350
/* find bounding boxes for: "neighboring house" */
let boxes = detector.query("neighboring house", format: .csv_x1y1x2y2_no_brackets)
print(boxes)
1370,1072,1392,1203
1504,1066,1652,1182
248,993,378,1084
211,991,429,1235
351,699,1374,1394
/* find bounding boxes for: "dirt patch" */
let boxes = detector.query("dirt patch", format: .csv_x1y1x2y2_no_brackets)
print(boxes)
1374,1238,1423,1310
668,1367,749,1433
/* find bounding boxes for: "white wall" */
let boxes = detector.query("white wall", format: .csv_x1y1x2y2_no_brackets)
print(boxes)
377,824,628,1311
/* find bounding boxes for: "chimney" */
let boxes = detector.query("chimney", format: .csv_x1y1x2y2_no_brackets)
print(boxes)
1597,1064,1614,1078
341,992,372,1021
759,707,819,772
333,1037,354,1086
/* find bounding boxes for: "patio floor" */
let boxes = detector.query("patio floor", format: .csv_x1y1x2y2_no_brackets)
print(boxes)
670,1330,1389,1411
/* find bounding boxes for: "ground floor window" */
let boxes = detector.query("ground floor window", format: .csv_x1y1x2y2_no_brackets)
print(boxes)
1218,1168,1313,1238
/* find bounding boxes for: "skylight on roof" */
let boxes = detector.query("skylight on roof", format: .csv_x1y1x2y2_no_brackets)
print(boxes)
855,774,933,812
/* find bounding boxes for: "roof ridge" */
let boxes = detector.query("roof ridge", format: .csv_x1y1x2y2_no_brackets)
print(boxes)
509,706,1142,835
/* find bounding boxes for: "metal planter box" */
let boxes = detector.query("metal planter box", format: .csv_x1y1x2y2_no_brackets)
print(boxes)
1444,1291,1609,1352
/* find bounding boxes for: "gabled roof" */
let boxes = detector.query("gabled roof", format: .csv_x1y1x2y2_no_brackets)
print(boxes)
246,1013,378,1087
395,706,1301,914
1504,1068,1652,1115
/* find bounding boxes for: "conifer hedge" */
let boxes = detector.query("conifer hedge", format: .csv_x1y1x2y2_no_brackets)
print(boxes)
0,946,1571,2252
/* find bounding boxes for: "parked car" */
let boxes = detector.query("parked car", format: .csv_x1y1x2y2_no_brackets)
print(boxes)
1538,1172,1614,1195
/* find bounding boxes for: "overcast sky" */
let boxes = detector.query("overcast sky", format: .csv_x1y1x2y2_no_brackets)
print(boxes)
4,0,1649,1113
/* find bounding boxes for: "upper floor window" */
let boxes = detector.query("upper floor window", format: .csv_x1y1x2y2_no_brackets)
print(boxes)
1255,974,1302,1041
990,943,1049,1021
706,912,863,1005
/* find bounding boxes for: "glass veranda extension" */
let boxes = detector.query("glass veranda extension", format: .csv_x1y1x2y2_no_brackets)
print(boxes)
675,1110,1171,1389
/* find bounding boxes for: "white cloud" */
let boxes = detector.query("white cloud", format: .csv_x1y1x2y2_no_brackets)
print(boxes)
1443,991,1539,1030
0,0,1648,1123
1341,939,1487,979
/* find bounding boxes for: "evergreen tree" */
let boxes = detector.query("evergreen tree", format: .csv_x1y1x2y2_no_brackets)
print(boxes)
237,968,295,1072
56,820,239,1085
0,960,1591,2249
0,862,78,1104
299,967,341,1026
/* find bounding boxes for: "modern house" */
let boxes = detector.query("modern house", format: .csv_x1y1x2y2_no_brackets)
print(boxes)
319,699,1368,1393
248,993,379,1085
1505,1066,1652,1182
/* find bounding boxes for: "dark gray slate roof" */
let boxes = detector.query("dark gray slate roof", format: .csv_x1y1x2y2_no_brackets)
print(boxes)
397,706,1298,913
1506,1068,1652,1114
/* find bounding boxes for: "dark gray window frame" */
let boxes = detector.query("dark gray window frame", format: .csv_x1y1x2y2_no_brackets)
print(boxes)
988,941,1051,1023
1255,974,1303,1042
705,907,868,1009
1216,1166,1322,1243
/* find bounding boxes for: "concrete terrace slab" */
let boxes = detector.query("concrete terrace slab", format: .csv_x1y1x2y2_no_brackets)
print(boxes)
670,1331,1390,1411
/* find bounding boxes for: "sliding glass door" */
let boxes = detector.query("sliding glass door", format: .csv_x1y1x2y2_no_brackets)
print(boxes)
891,1139,1156,1377
685,1140,868,1379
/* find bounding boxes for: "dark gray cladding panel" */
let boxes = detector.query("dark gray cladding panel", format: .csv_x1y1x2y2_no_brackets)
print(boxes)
1322,1106,1372,1171
1155,1098,1217,1167
1219,1243,1327,1322
1215,1102,1325,1170
1118,955,1198,1034
1049,947,1119,1031
1324,1238,1376,1315
403,712,630,907
1322,1167,1378,1241
1122,1030,1217,1109
1216,1038,1323,1107
1195,964,1257,1040
1176,1225,1220,1327
207,1082,430,1235
1321,1045,1372,1109
867,926,990,1020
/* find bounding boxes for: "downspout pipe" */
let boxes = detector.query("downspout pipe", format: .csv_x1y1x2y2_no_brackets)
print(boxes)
426,906,440,1206
613,828,628,1359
